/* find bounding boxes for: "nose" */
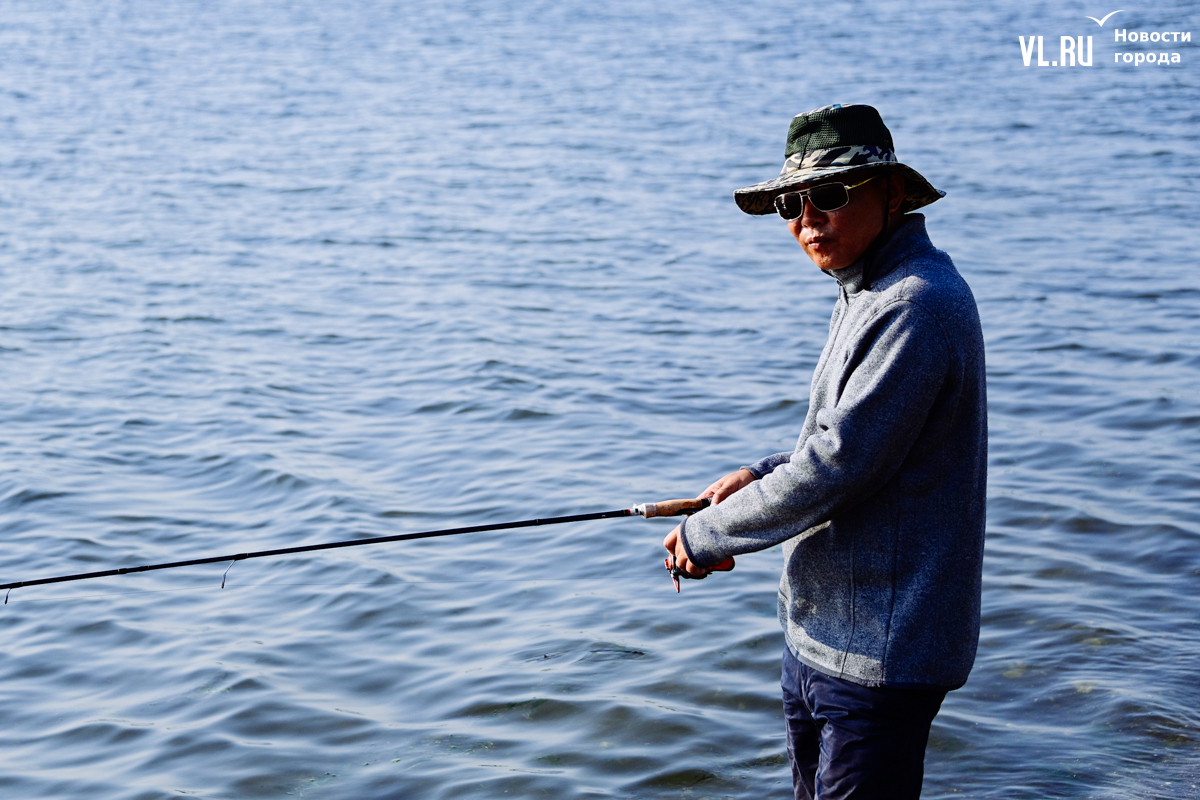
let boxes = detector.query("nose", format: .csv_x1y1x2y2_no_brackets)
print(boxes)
799,196,829,227
787,198,826,237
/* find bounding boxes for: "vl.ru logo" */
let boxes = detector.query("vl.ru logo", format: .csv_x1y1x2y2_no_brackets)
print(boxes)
1018,9,1119,67
1019,34,1094,66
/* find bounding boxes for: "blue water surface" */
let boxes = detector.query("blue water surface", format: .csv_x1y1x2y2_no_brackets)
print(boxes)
1,1,1198,797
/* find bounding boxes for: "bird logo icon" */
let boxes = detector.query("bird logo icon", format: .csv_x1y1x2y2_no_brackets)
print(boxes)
1085,10,1122,27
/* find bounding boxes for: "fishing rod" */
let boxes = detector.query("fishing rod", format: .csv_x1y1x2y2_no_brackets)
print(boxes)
1,497,732,601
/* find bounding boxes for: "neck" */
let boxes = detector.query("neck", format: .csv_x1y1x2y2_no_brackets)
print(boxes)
855,210,902,291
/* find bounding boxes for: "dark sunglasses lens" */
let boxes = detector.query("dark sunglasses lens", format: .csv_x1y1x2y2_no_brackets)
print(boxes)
774,192,805,220
807,184,849,212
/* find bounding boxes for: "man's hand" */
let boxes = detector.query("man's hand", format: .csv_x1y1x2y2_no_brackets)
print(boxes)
662,470,755,582
663,524,709,579
700,468,757,505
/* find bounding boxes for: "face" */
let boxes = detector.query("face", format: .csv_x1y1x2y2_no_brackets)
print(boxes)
785,174,891,271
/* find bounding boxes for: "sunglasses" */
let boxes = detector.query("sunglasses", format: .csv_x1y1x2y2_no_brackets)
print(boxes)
773,174,880,220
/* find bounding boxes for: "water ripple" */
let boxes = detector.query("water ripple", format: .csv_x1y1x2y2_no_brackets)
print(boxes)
1,0,1198,797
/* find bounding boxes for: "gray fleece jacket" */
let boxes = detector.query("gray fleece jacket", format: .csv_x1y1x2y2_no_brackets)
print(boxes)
681,214,986,689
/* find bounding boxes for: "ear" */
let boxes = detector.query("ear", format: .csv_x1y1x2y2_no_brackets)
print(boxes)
886,171,906,215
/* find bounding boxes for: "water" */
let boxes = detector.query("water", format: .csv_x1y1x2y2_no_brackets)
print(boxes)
1,1,1198,797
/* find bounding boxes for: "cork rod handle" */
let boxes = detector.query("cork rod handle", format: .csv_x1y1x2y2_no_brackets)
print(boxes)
635,497,711,518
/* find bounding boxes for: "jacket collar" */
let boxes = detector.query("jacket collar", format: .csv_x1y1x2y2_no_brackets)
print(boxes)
826,214,932,295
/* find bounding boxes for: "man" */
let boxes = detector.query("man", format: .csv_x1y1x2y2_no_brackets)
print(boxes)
663,104,986,799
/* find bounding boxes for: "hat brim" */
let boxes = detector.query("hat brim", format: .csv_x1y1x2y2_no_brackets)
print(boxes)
733,162,945,216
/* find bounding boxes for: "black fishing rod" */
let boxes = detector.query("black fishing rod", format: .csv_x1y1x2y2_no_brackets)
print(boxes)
1,497,725,600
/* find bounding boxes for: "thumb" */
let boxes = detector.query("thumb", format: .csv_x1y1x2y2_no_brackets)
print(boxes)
711,484,733,504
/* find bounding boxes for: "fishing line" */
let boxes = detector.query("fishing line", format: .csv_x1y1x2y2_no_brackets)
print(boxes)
220,560,236,589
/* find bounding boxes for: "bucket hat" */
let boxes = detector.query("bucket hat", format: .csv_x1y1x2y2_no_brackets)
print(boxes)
733,104,945,216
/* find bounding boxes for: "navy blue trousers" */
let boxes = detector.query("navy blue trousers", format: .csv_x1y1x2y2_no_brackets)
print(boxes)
781,647,946,800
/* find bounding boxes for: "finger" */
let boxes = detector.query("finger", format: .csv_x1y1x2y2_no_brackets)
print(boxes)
679,559,709,579
672,540,707,578
663,526,680,553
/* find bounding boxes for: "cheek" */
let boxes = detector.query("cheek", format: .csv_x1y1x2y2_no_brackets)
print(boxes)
830,203,881,245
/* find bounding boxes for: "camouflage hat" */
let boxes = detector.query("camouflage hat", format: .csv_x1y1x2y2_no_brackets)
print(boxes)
733,104,945,216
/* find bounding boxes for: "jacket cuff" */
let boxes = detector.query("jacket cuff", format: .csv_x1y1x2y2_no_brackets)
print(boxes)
747,452,792,478
678,512,726,568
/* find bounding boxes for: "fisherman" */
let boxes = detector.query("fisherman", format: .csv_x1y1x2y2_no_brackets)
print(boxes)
663,104,986,799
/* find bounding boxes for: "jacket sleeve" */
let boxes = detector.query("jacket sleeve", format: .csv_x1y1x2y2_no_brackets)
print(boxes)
681,299,950,567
